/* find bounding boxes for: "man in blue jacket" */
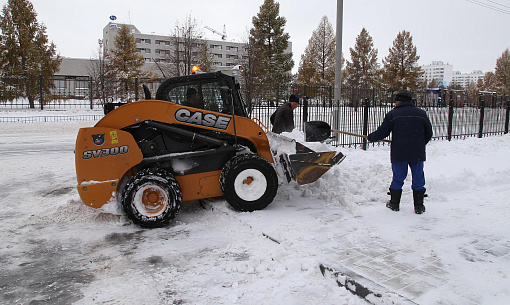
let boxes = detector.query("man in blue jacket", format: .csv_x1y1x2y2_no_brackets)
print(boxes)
367,89,433,214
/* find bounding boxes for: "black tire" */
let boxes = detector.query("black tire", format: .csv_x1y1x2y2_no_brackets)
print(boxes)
122,168,182,228
220,154,278,212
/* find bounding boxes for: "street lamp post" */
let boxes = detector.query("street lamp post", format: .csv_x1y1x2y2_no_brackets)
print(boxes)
334,0,343,136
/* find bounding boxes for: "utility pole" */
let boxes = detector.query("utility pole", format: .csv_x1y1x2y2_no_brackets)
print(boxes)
334,0,343,137
335,0,343,104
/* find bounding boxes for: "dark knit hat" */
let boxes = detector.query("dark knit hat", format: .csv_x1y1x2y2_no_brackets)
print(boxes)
186,88,198,97
394,89,413,103
289,94,299,104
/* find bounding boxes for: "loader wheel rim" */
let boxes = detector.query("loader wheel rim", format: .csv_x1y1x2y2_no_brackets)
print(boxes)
234,169,267,201
134,184,169,217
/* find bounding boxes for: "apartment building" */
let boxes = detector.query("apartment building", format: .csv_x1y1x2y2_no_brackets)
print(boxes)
102,22,294,77
421,61,454,87
451,70,485,88
421,61,485,89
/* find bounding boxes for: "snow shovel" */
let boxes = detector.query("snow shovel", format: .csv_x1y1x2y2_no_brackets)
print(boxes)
304,121,391,143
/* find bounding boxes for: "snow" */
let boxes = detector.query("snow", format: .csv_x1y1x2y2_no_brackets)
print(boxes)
1,108,510,304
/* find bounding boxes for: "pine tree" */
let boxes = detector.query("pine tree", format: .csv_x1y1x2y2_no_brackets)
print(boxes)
105,24,149,80
494,48,510,95
249,0,294,86
382,30,423,90
427,78,440,88
481,71,497,92
104,24,153,102
297,16,335,86
0,0,61,108
467,81,478,100
345,28,379,88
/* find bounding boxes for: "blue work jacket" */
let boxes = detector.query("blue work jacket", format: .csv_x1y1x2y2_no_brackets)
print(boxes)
367,101,433,163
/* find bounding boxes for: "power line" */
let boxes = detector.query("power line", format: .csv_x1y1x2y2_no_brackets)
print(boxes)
464,0,510,15
486,0,510,9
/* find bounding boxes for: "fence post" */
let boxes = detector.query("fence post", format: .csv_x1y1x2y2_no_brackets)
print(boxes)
362,98,369,151
329,86,333,107
447,91,454,141
504,98,510,134
478,94,485,138
89,79,93,109
135,78,139,101
276,83,280,106
39,74,44,110
302,84,308,126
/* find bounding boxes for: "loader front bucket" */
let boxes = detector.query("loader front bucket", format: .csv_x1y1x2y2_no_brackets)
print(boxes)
289,150,345,185
267,131,345,185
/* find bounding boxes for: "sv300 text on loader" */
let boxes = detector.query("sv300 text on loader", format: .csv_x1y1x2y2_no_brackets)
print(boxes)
75,70,345,228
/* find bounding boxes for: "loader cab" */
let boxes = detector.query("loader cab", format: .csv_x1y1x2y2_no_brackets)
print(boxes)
155,72,248,117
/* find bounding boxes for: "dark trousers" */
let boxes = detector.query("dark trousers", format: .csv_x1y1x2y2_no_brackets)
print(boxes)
390,162,426,191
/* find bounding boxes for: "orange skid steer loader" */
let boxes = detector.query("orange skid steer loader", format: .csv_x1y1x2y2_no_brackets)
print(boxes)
75,71,344,228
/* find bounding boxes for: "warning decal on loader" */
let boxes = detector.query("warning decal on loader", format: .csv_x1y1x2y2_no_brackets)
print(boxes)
110,131,119,144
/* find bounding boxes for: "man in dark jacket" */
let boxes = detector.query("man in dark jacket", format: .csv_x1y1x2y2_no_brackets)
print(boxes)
271,94,299,133
367,89,433,214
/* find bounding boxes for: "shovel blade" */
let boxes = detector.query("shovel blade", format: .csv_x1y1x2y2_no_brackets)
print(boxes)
305,121,332,142
289,151,345,185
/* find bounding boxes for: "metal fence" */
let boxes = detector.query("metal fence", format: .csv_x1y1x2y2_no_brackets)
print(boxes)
2,76,509,148
0,76,162,110
248,85,510,148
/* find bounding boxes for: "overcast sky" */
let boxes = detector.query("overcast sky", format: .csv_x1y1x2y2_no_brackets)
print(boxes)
2,0,509,74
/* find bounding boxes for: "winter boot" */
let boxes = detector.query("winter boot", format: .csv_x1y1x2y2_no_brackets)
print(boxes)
386,189,402,211
413,190,426,214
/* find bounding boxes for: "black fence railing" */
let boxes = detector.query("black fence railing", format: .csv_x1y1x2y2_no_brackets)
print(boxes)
247,85,510,149
1,77,509,148
0,76,163,110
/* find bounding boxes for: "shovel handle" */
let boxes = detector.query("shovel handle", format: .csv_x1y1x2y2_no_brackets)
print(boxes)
331,129,391,143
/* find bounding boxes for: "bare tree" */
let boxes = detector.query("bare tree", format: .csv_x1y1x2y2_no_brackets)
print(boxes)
169,15,205,76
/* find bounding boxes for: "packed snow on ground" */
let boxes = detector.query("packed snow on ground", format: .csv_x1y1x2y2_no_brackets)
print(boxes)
1,108,509,305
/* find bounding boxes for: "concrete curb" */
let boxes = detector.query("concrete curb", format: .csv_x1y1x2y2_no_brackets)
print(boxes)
320,264,418,305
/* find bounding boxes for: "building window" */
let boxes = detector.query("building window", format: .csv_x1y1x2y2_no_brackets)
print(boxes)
136,38,151,44
226,46,238,52
54,78,66,89
137,48,151,54
76,80,88,90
